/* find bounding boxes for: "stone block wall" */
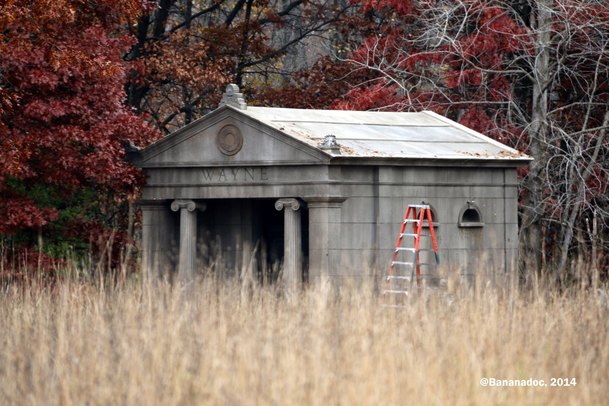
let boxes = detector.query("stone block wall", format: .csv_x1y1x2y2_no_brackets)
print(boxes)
329,166,519,285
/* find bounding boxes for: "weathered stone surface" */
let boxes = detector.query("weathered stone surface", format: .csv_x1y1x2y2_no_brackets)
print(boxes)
136,96,528,287
171,199,205,284
275,198,302,292
139,200,176,279
219,84,247,110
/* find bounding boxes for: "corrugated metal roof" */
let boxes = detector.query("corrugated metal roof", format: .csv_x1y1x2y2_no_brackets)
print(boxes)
240,107,531,161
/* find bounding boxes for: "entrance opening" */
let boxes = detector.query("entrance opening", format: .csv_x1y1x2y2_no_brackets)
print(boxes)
196,198,307,283
256,199,284,283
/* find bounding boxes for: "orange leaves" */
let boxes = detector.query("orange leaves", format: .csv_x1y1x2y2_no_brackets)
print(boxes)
0,0,147,39
144,31,223,87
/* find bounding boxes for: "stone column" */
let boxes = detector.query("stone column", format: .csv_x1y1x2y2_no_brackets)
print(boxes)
171,199,205,284
306,197,346,285
139,200,173,281
275,198,302,292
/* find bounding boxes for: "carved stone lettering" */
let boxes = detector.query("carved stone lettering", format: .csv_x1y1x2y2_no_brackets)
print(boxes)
200,167,271,183
218,169,227,181
202,168,214,182
230,168,240,180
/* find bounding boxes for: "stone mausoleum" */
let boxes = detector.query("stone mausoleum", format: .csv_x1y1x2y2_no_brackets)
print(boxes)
135,85,530,288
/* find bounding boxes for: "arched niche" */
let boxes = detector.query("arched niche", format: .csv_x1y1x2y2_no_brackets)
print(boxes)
458,201,484,228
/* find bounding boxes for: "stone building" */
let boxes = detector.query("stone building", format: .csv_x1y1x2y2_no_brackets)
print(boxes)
135,85,530,287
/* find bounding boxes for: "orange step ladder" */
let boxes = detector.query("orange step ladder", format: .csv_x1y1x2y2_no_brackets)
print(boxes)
383,204,440,302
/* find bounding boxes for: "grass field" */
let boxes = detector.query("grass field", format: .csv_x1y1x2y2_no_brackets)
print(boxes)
0,276,607,405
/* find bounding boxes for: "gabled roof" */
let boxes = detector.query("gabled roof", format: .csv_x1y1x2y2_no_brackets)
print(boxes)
239,106,530,162
136,84,531,167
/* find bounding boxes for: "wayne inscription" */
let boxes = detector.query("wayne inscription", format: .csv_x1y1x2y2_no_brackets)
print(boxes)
201,167,269,183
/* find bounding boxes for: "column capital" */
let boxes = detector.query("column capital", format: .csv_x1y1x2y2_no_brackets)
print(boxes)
275,198,301,212
170,199,206,213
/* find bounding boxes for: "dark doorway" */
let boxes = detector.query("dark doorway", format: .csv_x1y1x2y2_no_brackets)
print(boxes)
196,198,307,283
254,199,284,283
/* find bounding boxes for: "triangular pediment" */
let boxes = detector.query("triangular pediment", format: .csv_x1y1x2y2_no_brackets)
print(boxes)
138,106,329,167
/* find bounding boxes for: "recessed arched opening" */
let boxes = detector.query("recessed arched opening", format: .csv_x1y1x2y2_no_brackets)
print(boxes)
421,203,439,229
462,208,480,223
458,202,484,228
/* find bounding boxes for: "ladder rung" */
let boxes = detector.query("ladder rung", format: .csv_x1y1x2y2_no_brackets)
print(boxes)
390,265,433,273
408,204,430,208
387,275,411,280
392,261,414,266
393,248,435,254
403,219,420,223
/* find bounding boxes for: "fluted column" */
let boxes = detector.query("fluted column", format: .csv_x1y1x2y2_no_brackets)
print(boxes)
171,199,205,284
275,198,302,292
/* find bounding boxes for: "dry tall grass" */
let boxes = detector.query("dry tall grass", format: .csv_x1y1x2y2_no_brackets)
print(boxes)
0,276,607,405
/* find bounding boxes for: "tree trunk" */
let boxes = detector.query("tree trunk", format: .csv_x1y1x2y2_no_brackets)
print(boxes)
519,0,552,278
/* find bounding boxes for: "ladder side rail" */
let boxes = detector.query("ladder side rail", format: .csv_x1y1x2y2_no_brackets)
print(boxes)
425,207,440,264
414,208,426,286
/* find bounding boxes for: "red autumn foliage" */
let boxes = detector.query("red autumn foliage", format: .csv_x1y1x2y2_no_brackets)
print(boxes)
0,1,160,252
352,0,414,15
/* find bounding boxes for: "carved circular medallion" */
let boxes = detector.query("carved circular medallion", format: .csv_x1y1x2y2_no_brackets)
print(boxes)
216,124,243,156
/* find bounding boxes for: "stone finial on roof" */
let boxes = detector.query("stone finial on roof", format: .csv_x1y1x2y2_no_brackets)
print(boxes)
319,134,341,154
220,84,247,110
